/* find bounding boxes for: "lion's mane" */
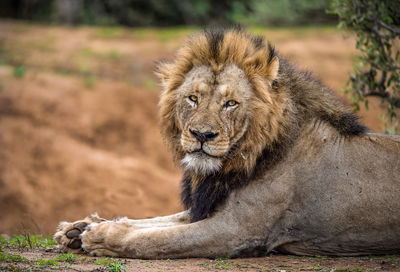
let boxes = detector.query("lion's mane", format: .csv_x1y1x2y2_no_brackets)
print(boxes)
156,28,366,222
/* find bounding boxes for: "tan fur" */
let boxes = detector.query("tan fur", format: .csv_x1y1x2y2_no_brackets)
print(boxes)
54,29,400,258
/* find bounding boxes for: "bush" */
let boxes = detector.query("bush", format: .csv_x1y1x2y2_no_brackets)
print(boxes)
239,0,336,26
329,0,400,133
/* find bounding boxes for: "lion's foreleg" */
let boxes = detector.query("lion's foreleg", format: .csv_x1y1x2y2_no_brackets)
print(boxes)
125,210,190,228
81,214,245,258
54,211,190,253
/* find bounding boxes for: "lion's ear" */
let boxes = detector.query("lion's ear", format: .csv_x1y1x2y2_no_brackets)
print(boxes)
155,61,173,85
267,56,279,82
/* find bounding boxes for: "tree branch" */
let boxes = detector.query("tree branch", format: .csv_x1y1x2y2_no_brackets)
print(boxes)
378,21,400,35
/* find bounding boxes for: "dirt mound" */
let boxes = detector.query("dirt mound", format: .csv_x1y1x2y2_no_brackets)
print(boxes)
0,68,181,234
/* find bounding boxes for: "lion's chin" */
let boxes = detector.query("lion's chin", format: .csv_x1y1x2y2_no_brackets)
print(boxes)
181,153,222,175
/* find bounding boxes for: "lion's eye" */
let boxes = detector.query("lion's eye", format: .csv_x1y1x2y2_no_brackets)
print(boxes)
188,95,198,103
225,100,238,107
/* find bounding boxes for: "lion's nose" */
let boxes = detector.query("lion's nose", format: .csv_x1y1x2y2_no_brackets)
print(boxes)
190,130,219,143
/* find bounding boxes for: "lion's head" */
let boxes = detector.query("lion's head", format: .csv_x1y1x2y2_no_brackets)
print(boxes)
156,29,297,177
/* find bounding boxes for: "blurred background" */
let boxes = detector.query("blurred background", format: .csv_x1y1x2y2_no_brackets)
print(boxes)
0,0,397,235
0,0,337,26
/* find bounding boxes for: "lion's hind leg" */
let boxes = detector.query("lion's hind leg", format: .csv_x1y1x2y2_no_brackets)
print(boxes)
54,213,105,253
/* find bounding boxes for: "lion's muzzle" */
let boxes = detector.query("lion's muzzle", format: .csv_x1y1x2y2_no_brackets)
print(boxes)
190,130,219,143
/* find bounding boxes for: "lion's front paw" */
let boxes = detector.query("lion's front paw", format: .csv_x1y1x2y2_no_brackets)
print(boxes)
80,221,124,257
54,213,105,253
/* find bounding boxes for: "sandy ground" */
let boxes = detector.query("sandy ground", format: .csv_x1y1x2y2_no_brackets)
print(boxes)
2,248,400,272
0,20,398,271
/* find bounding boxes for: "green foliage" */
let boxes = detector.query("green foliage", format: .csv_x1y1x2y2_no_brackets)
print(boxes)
237,0,335,26
0,251,80,270
106,50,122,60
107,261,127,272
0,252,29,263
13,66,25,78
0,234,56,250
84,75,96,88
36,258,59,267
0,0,336,27
55,253,78,263
95,258,113,265
95,258,127,272
0,0,53,22
329,0,400,133
213,257,234,270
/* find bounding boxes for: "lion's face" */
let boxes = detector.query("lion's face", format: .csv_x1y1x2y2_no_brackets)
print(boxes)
177,65,253,174
157,29,285,177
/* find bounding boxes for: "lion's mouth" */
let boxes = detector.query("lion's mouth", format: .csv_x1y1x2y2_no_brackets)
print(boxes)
191,148,220,158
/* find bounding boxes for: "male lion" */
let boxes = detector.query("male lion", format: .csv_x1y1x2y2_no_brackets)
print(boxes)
54,29,400,258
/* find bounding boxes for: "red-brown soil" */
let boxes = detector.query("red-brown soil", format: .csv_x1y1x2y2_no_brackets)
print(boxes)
0,20,398,271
